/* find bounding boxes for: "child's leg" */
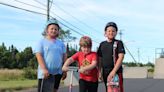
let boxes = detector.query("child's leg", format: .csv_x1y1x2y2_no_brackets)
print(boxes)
102,69,111,92
38,75,55,92
118,73,124,92
79,79,87,92
54,74,62,92
87,81,98,92
38,79,42,92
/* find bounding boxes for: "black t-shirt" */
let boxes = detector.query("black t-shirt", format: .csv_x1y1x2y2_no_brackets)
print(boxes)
97,39,125,73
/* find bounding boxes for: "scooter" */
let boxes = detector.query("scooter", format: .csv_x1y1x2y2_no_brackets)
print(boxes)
68,68,78,92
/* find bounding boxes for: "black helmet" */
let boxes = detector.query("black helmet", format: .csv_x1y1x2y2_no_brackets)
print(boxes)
104,22,118,32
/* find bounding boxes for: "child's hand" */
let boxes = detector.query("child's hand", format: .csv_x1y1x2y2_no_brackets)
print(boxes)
79,67,89,75
98,72,103,82
62,66,69,72
61,72,67,80
107,70,115,82
79,67,85,73
43,68,49,79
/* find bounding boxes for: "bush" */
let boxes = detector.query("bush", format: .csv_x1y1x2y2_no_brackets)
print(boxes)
148,68,154,72
23,67,37,79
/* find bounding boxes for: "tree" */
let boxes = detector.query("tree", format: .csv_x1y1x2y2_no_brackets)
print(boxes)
22,47,34,67
58,29,76,42
145,62,154,67
67,44,78,66
27,56,38,69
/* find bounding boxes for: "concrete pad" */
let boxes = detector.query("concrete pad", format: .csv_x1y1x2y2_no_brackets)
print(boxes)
154,58,164,79
123,67,148,78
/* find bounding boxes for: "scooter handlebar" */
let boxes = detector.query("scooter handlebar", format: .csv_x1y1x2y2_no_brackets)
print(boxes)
68,68,78,72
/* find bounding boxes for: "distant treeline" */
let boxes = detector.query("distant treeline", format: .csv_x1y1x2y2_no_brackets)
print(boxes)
0,42,155,69
123,62,154,67
0,42,37,69
0,42,78,69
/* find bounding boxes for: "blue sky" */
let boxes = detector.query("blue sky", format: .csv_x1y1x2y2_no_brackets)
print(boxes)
0,0,164,64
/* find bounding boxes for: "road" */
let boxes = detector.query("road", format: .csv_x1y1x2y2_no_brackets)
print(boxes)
15,78,164,92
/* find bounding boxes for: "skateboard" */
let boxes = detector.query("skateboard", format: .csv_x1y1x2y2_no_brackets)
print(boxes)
107,74,120,92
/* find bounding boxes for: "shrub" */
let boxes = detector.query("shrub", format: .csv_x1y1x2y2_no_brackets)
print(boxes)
23,67,37,79
148,68,154,72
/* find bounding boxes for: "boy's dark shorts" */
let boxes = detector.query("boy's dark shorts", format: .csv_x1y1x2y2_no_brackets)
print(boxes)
38,74,62,92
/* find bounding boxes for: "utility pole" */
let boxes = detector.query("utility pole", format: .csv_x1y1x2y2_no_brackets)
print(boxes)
118,29,138,64
138,48,140,63
124,45,138,63
47,0,50,21
119,29,123,40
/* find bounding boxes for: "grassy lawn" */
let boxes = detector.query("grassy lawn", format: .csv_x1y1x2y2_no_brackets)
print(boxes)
0,69,37,91
0,80,37,91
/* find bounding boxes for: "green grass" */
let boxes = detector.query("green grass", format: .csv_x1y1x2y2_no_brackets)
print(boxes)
0,80,37,91
0,69,37,91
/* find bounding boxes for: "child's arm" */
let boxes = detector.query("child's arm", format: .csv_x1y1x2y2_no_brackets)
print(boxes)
108,53,124,80
113,53,124,73
63,53,67,64
79,60,97,73
62,57,74,72
36,53,49,78
98,57,103,81
61,53,67,80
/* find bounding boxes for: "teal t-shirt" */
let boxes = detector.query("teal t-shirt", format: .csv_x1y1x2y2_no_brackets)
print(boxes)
35,38,66,79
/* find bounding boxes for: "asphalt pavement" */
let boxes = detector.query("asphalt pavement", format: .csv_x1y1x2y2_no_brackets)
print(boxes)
15,78,164,92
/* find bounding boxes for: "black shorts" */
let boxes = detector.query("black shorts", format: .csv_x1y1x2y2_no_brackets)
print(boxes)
54,74,62,89
38,74,62,92
79,79,98,92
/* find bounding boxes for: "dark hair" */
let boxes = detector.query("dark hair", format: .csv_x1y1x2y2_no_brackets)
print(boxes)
104,22,118,32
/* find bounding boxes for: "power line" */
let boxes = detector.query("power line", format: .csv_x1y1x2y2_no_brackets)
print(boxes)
0,2,82,36
32,0,102,40
118,29,138,64
33,0,46,7
124,44,138,63
0,2,100,44
32,0,101,43
14,0,46,10
52,1,102,35
0,2,47,16
71,0,107,22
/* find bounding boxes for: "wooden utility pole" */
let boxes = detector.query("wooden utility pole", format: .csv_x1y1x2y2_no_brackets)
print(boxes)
118,29,138,64
47,0,50,21
138,48,140,62
119,29,123,40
